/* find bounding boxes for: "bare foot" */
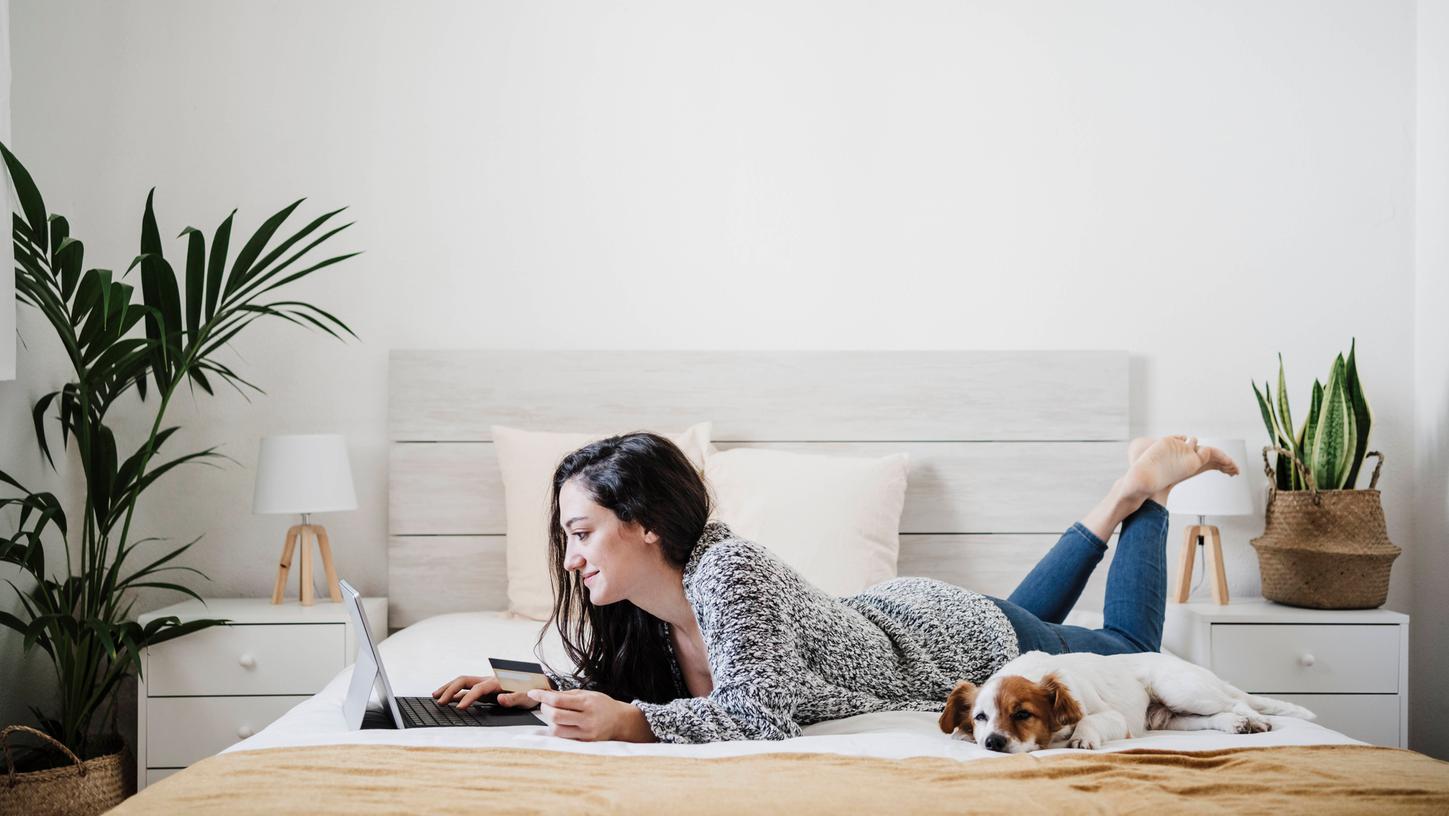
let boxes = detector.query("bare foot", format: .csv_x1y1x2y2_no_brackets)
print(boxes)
1126,436,1155,466
1123,436,1239,505
1125,435,1186,466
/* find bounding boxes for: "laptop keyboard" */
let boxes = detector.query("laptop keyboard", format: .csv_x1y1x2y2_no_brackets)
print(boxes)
397,696,498,728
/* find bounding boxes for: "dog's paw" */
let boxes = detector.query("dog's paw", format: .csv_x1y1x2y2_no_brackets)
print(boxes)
1066,724,1103,750
1146,703,1175,731
1215,713,1270,734
1234,714,1271,734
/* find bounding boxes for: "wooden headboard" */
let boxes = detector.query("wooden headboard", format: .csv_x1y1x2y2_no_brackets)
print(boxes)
387,350,1129,628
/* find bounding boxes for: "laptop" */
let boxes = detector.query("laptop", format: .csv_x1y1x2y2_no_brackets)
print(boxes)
338,578,545,729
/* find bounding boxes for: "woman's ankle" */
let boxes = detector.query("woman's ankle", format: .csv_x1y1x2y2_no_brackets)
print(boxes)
1111,476,1152,511
1079,479,1148,543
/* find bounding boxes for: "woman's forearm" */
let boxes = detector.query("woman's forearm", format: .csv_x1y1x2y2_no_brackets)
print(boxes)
621,703,658,743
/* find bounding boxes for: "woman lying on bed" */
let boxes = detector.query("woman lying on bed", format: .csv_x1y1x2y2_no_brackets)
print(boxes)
433,433,1238,744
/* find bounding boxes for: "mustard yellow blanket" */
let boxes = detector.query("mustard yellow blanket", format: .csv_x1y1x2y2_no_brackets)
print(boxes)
114,744,1449,815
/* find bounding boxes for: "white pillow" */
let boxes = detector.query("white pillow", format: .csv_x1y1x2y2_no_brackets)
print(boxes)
492,422,713,620
704,446,910,597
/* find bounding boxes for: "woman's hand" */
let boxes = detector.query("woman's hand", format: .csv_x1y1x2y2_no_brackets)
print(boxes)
527,689,656,742
431,675,539,709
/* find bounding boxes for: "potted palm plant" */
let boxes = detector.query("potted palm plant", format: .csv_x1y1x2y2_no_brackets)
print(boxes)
1248,340,1399,608
0,142,358,812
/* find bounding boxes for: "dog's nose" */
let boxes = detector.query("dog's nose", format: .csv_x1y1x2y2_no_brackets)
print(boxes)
984,733,1006,752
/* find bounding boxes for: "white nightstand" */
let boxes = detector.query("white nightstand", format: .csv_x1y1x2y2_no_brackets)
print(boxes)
136,597,386,789
1163,599,1408,748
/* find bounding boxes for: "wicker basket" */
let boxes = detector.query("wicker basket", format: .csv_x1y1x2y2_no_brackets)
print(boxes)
0,725,128,816
1249,446,1400,609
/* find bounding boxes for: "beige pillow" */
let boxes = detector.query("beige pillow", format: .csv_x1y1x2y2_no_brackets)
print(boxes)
705,446,910,597
492,423,713,620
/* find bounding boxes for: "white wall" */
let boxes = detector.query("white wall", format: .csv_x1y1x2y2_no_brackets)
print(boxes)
1,0,1432,752
1412,0,1449,761
1,0,13,381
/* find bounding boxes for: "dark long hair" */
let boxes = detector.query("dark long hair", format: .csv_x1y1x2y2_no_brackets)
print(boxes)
540,432,711,703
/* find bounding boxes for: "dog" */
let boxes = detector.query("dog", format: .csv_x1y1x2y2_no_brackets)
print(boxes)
938,650,1315,753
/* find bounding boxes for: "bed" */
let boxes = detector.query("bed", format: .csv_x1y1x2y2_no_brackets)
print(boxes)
193,609,1364,758
117,350,1449,813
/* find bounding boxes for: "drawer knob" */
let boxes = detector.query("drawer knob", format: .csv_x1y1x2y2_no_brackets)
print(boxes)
237,725,254,739
1299,652,1316,667
238,654,257,670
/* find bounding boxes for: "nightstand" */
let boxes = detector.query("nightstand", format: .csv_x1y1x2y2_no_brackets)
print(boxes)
1163,599,1408,747
136,597,386,789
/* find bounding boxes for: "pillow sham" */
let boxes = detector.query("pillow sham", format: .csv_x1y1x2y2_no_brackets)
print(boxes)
492,422,712,620
704,446,910,597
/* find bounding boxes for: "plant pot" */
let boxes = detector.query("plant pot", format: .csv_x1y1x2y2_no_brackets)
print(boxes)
0,726,129,816
1249,447,1400,609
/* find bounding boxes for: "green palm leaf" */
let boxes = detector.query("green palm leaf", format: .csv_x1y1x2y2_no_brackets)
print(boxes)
181,226,207,343
204,210,236,322
53,234,84,302
31,392,61,470
136,191,186,391
0,141,48,244
228,217,353,304
222,198,303,301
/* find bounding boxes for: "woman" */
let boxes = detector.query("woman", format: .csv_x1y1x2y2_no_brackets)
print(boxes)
433,433,1238,744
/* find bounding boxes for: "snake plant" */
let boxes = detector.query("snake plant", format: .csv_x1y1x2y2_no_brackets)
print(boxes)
1,141,358,760
1252,340,1373,491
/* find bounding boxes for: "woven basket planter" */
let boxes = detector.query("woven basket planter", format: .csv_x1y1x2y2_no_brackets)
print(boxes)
1249,446,1400,609
0,725,128,816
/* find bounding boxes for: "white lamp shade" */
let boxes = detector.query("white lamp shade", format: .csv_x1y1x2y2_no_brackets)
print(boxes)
1164,437,1254,517
252,434,358,515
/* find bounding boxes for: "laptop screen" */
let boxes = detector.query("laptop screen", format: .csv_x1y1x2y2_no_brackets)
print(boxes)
338,578,405,729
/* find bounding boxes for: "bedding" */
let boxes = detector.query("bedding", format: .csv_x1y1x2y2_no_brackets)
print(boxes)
114,743,1449,815
228,609,1361,760
705,446,910,595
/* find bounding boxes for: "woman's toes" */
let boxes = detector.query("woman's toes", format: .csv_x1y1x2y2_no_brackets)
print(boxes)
1197,445,1240,476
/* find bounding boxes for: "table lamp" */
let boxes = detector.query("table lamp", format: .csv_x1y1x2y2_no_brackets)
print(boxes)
1165,437,1253,605
253,434,357,605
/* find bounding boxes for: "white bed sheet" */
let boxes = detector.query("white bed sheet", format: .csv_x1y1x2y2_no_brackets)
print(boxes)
229,610,1361,762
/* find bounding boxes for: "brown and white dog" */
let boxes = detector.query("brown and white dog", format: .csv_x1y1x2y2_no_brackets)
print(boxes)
939,650,1315,752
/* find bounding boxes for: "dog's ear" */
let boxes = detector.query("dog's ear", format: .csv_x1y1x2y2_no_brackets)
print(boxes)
1040,672,1083,731
939,681,978,736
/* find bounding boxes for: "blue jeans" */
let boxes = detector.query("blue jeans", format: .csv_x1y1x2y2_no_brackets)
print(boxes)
984,498,1170,655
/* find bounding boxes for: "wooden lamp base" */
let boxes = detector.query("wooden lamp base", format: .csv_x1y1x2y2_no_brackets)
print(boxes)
271,523,342,605
1174,523,1229,605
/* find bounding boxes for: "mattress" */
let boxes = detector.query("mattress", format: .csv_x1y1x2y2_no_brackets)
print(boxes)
228,609,1362,760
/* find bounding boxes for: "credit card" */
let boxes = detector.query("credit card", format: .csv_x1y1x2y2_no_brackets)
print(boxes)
488,658,556,693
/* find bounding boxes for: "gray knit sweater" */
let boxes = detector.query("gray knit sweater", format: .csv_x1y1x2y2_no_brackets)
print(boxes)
552,521,1018,744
